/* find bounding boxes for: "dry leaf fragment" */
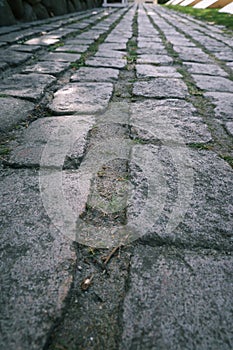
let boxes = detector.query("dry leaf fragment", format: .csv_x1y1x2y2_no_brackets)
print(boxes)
80,274,94,291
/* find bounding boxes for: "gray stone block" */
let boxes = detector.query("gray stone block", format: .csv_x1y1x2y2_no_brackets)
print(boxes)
41,52,81,62
0,73,56,101
0,97,34,133
133,78,188,99
0,49,32,66
137,54,173,65
0,167,81,350
23,61,70,76
120,246,233,350
55,44,89,53
193,75,233,93
49,83,113,115
130,99,212,144
205,92,233,120
183,62,228,77
8,116,94,168
226,122,233,137
71,67,119,82
128,146,233,250
136,64,182,78
86,57,127,69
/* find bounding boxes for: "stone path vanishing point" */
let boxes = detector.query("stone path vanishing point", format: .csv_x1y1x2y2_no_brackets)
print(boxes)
0,4,233,350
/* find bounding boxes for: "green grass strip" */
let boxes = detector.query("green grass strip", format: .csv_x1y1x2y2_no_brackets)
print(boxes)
165,5,233,31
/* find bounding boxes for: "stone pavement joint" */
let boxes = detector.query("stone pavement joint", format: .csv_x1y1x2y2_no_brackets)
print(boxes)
0,4,233,350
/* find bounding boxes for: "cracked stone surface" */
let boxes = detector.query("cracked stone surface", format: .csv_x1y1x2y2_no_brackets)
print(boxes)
49,83,113,114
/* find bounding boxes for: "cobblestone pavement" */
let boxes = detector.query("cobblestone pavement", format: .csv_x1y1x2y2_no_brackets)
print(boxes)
0,4,233,350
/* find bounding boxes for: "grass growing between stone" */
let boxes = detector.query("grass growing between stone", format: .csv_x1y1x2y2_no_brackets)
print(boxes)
165,5,233,31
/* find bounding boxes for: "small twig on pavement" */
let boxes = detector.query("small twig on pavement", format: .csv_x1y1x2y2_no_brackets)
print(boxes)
102,245,121,265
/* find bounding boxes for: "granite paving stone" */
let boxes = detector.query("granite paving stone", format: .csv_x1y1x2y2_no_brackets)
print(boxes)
225,122,233,137
70,67,119,82
55,44,89,53
204,92,233,120
173,46,213,63
41,52,81,62
214,50,233,62
133,78,188,99
24,36,60,46
86,57,127,69
192,75,233,93
137,54,173,65
10,44,41,53
23,61,70,76
0,73,56,101
95,50,126,59
8,116,94,168
0,97,34,133
137,47,167,55
0,49,32,66
98,43,127,51
183,62,228,77
128,145,233,250
130,100,212,144
120,246,233,350
0,168,84,350
49,83,113,114
136,64,182,78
